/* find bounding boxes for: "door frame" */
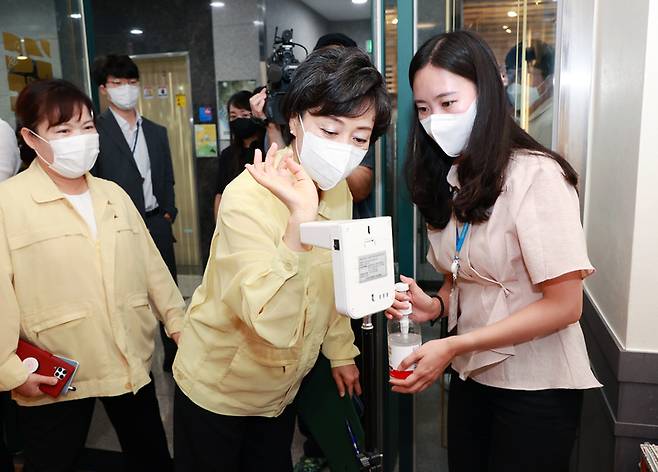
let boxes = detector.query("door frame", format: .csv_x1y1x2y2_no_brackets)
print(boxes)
130,51,203,274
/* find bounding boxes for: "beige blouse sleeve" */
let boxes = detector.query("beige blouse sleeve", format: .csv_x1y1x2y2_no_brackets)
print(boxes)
513,158,594,285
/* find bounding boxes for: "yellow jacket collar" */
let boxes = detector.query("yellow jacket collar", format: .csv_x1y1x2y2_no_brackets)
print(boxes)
28,159,112,207
317,180,351,221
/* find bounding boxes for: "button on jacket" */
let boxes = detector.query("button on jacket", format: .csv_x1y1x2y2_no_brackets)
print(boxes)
174,149,359,417
427,152,601,390
0,160,185,406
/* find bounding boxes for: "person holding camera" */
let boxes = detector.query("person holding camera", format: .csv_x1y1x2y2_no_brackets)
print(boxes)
172,45,390,471
214,89,266,219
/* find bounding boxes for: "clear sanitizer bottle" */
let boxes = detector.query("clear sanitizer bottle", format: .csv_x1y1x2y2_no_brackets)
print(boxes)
388,282,422,379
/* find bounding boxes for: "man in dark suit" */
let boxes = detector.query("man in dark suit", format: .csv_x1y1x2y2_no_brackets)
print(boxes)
92,55,178,372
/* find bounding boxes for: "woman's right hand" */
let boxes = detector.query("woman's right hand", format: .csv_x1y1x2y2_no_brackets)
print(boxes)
249,88,267,120
13,373,58,398
245,143,319,223
385,274,441,323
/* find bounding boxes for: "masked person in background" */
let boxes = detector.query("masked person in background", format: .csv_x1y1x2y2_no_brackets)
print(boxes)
173,46,391,472
0,79,184,472
385,31,600,472
504,39,555,149
91,54,179,373
214,88,266,219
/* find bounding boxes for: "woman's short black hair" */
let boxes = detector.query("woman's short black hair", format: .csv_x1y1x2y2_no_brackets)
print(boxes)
282,46,391,141
92,55,140,86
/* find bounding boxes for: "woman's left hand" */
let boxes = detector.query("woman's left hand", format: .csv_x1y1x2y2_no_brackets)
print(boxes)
390,338,457,394
331,364,362,398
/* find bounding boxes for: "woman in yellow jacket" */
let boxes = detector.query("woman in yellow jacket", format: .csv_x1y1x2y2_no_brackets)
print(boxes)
173,46,390,471
0,80,185,471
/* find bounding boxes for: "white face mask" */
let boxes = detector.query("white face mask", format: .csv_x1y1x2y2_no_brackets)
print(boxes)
30,131,100,179
506,82,540,112
106,84,140,110
420,100,477,158
295,116,368,191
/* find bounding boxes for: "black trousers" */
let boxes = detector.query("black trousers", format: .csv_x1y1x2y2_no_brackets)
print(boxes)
145,210,178,371
174,386,296,472
448,374,583,472
0,393,15,472
17,381,172,472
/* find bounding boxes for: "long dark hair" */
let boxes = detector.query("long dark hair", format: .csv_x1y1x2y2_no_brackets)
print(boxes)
406,31,577,229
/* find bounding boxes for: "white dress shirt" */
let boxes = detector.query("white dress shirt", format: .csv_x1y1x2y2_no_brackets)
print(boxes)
109,108,158,212
0,118,21,182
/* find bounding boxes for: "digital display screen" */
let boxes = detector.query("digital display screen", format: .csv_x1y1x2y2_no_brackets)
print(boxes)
358,251,387,283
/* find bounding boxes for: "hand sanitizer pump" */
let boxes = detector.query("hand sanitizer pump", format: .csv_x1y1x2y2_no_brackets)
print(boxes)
299,216,395,319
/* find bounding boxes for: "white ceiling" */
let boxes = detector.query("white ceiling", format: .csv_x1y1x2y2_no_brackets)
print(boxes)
299,0,372,22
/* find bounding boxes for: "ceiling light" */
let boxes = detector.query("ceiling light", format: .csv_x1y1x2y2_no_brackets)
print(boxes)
502,25,508,29
210,1,225,7
130,28,143,35
17,38,27,60
352,0,368,4
505,28,512,34
507,10,518,17
392,18,398,25
69,13,82,19
253,20,264,26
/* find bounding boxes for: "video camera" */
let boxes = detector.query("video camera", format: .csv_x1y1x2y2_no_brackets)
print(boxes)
265,27,307,125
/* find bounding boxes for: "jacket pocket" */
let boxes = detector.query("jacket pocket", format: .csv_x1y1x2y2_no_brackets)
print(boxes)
8,226,84,251
123,293,157,361
218,344,299,411
27,309,88,334
21,304,108,378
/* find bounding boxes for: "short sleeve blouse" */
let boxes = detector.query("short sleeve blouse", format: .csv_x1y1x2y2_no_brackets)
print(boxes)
427,151,601,390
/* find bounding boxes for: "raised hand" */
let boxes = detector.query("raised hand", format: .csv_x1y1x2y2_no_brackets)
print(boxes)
249,87,267,120
245,143,318,223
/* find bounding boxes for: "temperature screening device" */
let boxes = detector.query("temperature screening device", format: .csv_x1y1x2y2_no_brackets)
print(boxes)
300,217,395,319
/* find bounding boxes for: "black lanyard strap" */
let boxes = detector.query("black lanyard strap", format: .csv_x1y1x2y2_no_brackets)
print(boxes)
131,122,141,155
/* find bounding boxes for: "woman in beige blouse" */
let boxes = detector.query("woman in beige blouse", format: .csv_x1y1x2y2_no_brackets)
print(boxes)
385,31,600,471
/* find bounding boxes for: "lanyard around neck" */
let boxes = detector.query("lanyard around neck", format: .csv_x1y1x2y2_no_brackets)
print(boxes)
455,222,470,255
451,222,471,280
131,122,141,155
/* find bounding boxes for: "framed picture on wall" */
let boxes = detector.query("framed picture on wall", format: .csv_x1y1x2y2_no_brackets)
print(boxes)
194,124,218,158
